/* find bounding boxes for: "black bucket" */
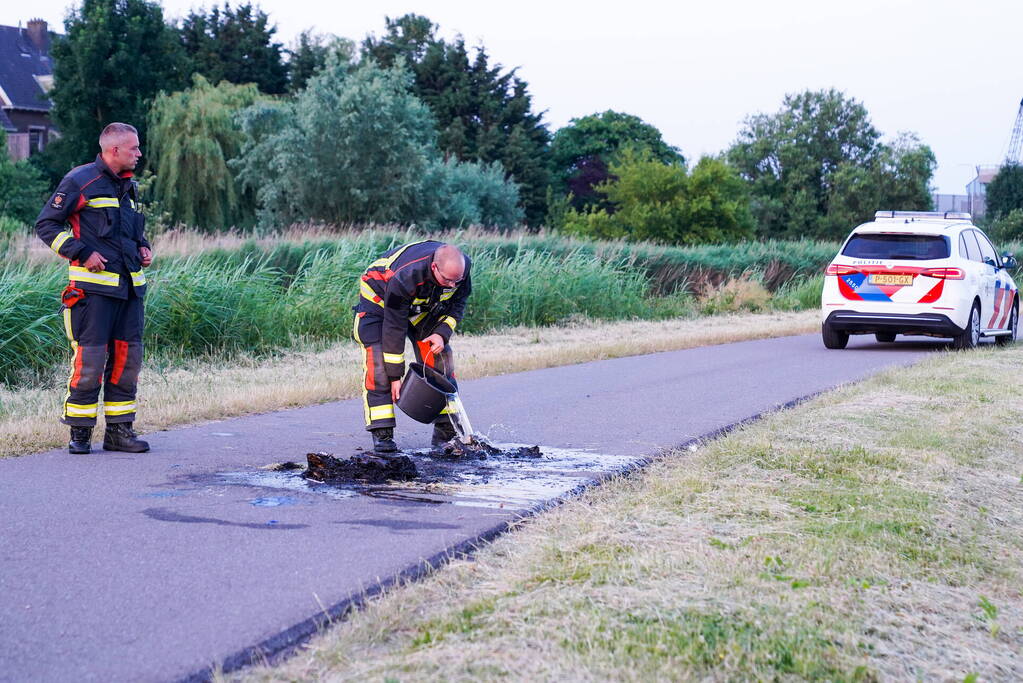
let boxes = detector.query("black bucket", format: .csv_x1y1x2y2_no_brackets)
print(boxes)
397,362,456,423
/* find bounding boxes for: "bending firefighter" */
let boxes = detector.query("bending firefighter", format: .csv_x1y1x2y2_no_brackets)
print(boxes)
35,123,152,454
354,241,472,453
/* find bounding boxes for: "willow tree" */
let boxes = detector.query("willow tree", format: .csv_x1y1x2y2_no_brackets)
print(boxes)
147,75,263,229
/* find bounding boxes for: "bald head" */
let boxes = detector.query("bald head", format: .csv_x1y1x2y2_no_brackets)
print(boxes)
432,244,466,287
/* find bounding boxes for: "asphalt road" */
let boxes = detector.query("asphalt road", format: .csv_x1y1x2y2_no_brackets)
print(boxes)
0,333,944,682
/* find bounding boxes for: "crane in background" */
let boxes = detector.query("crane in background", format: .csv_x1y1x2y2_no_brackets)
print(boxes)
1006,97,1023,165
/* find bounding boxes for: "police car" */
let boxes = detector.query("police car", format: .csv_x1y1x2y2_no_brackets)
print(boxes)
821,211,1019,349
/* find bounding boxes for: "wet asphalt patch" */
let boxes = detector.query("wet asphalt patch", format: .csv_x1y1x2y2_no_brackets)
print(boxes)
192,442,639,511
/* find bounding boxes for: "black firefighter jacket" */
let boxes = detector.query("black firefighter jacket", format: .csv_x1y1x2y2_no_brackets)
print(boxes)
356,240,472,380
35,155,150,299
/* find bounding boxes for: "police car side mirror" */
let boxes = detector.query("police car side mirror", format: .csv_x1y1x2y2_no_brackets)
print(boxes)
1001,252,1017,270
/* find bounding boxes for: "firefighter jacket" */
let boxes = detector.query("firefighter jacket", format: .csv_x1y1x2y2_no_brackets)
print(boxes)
35,155,150,299
356,240,472,380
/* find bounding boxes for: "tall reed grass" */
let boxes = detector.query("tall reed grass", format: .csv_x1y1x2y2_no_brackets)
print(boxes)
171,230,842,295
0,263,65,385
0,244,662,387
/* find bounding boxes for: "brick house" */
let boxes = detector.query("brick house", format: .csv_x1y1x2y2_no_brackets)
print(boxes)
0,19,58,161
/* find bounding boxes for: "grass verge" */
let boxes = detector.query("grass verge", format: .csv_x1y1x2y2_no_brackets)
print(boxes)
233,343,1023,681
0,310,818,458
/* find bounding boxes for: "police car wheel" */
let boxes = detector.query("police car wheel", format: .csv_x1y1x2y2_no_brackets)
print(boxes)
822,322,849,349
996,304,1018,347
953,303,981,350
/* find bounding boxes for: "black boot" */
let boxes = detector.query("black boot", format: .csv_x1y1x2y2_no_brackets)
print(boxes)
69,426,93,454
103,422,150,453
371,427,398,453
431,420,457,448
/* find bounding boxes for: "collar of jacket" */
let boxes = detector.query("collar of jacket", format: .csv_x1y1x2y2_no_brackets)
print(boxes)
94,154,136,183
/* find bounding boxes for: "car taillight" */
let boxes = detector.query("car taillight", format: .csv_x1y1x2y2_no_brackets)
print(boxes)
922,267,965,280
825,264,858,276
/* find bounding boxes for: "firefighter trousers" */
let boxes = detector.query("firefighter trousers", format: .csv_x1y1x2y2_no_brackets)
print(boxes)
353,313,455,431
60,290,144,427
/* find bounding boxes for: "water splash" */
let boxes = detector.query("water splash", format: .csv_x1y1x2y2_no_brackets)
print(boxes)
213,444,638,511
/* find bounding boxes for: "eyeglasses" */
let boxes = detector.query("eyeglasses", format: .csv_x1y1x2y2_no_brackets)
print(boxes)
431,262,463,287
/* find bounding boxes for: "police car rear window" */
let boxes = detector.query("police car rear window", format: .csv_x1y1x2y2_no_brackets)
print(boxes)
841,234,950,260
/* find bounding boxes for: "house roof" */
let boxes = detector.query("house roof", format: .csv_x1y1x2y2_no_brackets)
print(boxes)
0,107,15,132
974,165,1000,185
0,24,53,112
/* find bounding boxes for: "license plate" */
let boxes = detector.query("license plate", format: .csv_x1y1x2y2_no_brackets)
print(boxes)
869,273,913,286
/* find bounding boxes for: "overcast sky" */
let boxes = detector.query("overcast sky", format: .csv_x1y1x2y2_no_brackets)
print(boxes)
4,0,1021,194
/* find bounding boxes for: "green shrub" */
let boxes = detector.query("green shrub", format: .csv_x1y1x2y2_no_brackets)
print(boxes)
986,209,1023,244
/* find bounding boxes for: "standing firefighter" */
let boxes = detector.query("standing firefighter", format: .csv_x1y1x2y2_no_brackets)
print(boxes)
35,123,152,454
354,241,472,453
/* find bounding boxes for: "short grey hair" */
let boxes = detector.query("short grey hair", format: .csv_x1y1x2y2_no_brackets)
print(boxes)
99,122,138,150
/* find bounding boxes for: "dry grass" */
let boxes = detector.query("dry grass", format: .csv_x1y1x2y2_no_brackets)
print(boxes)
0,310,817,458
232,344,1023,682
5,223,384,265
698,274,773,314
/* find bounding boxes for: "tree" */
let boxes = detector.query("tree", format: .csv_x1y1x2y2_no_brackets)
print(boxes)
986,208,1023,242
361,14,437,66
0,131,49,223
147,75,264,229
549,110,683,210
827,133,936,234
561,149,754,245
682,157,756,243
986,164,1023,220
727,89,884,239
233,58,438,225
363,15,552,226
423,158,523,230
179,3,288,95
286,31,354,93
46,0,185,176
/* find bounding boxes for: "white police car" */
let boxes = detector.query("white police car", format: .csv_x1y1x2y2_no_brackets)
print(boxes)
821,211,1019,349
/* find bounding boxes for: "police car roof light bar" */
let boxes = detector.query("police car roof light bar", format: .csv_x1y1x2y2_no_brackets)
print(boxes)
873,210,972,222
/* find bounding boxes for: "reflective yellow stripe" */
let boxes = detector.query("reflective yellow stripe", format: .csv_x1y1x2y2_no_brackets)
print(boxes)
68,266,120,286
439,405,454,415
130,270,146,287
103,401,137,416
441,316,457,331
412,297,429,305
85,197,119,209
50,231,72,254
409,312,428,325
440,290,455,301
383,352,404,364
369,404,395,421
63,308,74,341
368,241,427,270
65,402,98,417
360,281,383,307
